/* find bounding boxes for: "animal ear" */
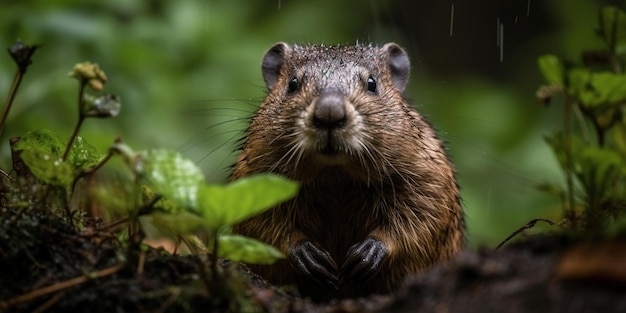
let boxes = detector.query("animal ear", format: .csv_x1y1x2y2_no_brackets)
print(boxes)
262,42,291,91
383,43,410,93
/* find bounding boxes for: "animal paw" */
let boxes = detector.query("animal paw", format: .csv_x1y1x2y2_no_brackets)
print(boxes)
340,237,388,284
289,240,339,289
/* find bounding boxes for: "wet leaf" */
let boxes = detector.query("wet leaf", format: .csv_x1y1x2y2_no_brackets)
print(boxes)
196,174,299,230
218,234,285,264
68,136,103,171
139,149,205,213
13,129,65,157
19,149,74,186
13,129,103,172
538,54,564,86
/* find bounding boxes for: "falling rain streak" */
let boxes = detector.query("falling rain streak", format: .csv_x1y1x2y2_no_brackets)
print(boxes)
527,0,531,16
496,18,504,62
449,3,455,37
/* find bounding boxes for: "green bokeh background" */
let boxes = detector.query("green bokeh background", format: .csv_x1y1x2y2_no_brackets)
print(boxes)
1,0,622,247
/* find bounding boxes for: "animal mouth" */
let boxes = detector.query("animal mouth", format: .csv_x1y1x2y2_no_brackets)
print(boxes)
319,131,341,155
308,129,354,166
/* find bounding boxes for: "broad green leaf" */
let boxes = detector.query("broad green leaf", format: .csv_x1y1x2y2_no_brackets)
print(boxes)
599,6,626,55
218,234,284,264
13,129,65,156
19,149,74,186
144,211,207,237
141,185,182,214
589,72,626,105
538,54,564,86
13,129,103,172
139,149,205,213
68,136,103,170
197,174,299,230
567,69,626,107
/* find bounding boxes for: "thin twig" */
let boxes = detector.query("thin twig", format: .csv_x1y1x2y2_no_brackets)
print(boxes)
495,218,556,250
31,291,66,313
0,69,23,138
0,264,124,309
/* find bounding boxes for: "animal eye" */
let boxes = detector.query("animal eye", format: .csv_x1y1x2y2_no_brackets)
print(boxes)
367,76,377,93
287,76,299,94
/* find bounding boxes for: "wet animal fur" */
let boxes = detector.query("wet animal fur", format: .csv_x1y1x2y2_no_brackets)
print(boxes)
231,42,464,301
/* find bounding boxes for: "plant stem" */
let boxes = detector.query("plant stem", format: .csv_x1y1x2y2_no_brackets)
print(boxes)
0,69,24,138
564,96,576,226
62,81,86,161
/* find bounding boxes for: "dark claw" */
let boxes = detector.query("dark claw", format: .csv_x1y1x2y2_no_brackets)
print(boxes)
289,240,339,289
340,237,388,284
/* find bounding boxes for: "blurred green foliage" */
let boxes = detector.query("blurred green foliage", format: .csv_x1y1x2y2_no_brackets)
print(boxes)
1,0,622,247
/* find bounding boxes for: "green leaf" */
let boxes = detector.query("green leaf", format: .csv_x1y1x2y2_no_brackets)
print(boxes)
578,147,625,197
218,234,285,264
538,54,564,86
589,72,626,105
598,6,626,55
545,132,626,200
13,129,65,156
197,174,299,230
68,136,103,171
13,129,103,172
144,211,207,237
139,149,205,213
567,68,626,107
19,149,74,186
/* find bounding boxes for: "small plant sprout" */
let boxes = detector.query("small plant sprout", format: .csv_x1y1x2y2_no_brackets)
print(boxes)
125,148,297,292
64,62,119,161
6,61,121,224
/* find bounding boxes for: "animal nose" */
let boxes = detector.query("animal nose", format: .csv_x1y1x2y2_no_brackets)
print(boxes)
313,92,347,129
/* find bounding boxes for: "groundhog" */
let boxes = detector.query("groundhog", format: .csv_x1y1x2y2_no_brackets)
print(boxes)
231,42,464,301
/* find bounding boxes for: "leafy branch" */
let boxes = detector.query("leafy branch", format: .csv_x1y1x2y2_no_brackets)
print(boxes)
536,5,626,233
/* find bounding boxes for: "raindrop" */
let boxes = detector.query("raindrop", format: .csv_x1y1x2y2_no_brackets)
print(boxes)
496,17,500,47
527,0,531,16
499,23,504,62
449,3,455,37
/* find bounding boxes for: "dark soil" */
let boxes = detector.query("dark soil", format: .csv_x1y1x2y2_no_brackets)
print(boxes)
2,204,626,313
